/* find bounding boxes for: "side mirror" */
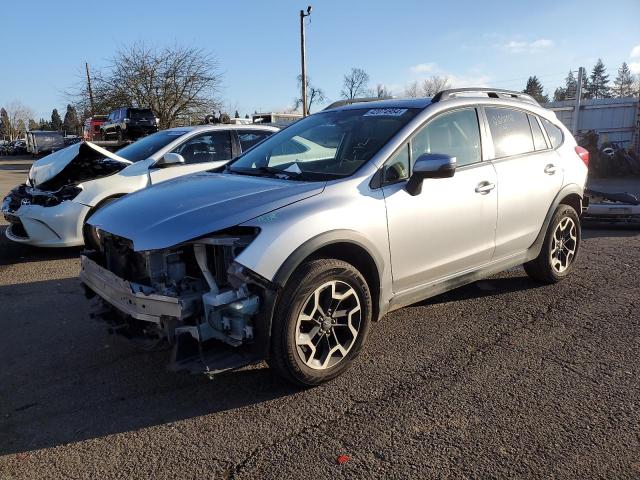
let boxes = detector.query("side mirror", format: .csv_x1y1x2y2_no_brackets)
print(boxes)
406,153,456,196
155,152,185,168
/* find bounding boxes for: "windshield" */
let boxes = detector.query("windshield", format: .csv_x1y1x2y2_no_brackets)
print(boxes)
228,107,418,180
114,130,188,162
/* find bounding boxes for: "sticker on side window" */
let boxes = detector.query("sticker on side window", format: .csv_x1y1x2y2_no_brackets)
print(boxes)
363,108,408,117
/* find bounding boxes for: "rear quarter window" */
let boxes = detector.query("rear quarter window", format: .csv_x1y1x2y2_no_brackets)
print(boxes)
541,118,564,149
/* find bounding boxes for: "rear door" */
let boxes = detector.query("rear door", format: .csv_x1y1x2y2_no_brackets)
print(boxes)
484,107,563,259
149,130,234,184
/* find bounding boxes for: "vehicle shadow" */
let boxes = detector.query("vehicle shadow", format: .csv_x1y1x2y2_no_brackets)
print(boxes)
0,226,82,266
0,276,298,455
418,273,543,307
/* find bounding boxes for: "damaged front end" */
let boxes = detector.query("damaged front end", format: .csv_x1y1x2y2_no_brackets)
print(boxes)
80,228,278,377
2,184,83,239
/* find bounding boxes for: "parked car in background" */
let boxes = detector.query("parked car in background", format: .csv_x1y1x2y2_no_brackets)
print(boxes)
100,107,159,141
1,125,278,247
26,131,65,155
83,115,108,141
80,89,590,386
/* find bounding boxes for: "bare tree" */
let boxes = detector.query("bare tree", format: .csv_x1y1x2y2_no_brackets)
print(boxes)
421,76,451,96
374,84,392,98
404,81,420,98
294,75,326,112
68,43,223,128
341,68,370,99
1,101,34,140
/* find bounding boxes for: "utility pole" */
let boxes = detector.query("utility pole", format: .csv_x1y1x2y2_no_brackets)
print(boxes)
300,6,312,117
85,62,95,116
571,67,584,136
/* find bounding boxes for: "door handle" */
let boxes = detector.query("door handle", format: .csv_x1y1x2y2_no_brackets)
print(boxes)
544,164,558,175
475,181,495,194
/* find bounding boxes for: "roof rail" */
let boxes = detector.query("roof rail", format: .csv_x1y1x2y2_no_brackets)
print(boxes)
431,88,539,106
323,97,393,111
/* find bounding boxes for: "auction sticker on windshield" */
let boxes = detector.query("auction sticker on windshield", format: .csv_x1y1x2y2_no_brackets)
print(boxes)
363,108,408,117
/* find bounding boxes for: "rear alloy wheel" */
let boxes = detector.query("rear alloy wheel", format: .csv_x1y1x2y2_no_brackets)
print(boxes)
269,259,372,386
549,217,578,274
524,204,581,284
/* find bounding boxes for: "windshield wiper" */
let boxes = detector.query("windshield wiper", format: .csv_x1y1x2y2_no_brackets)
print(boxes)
227,165,309,180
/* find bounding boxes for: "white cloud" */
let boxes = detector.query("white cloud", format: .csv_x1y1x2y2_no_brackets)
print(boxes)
630,44,640,59
629,62,640,74
446,74,492,88
410,62,436,74
503,38,554,53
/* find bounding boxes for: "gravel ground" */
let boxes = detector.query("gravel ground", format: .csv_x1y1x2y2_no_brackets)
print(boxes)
0,155,639,479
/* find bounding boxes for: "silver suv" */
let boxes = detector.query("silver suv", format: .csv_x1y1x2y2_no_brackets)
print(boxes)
80,89,589,386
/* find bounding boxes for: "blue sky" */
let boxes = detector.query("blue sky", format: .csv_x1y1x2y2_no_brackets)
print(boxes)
1,0,638,120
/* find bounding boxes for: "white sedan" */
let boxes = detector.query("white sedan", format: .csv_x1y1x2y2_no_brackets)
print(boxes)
1,124,278,247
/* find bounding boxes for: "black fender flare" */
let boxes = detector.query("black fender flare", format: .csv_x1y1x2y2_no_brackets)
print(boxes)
272,229,386,289
253,230,387,360
527,183,584,260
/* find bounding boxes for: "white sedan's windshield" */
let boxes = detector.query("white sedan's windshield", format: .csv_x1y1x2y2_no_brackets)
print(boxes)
229,108,418,180
115,130,189,162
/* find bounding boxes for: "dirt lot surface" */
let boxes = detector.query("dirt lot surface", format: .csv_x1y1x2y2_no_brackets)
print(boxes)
1,155,639,479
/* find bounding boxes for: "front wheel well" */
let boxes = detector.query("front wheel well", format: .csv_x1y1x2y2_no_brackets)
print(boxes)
301,242,381,322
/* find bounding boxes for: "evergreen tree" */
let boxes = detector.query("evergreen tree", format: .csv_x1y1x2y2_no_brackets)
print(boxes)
38,118,51,130
564,70,577,99
587,59,611,99
244,113,249,119
0,108,9,140
234,110,240,118
613,62,634,98
51,109,63,131
63,104,80,134
523,76,549,103
553,87,566,102
28,119,38,131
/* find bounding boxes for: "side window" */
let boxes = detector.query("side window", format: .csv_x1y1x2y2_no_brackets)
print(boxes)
238,130,272,151
383,143,409,183
172,131,232,164
528,115,548,151
411,108,481,167
541,118,563,149
485,107,534,158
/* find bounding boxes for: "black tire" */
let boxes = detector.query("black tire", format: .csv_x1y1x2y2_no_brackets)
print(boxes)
524,204,581,284
116,129,123,142
268,258,372,387
82,197,119,249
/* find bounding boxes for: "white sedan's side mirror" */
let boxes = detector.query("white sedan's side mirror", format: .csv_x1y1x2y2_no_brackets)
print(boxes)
156,153,185,168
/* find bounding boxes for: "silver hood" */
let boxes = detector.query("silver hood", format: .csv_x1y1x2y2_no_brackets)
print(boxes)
88,172,325,251
29,141,131,187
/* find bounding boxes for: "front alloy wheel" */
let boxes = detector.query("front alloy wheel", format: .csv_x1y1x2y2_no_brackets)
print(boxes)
295,280,362,370
269,258,372,386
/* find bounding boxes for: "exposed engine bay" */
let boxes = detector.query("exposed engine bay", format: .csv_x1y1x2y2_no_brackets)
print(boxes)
34,155,127,191
80,227,275,376
28,141,131,190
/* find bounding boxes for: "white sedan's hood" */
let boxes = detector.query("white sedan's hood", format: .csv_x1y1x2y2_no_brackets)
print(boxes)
29,141,131,187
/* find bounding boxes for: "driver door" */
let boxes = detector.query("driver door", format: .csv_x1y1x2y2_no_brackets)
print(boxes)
382,107,498,293
149,130,234,184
